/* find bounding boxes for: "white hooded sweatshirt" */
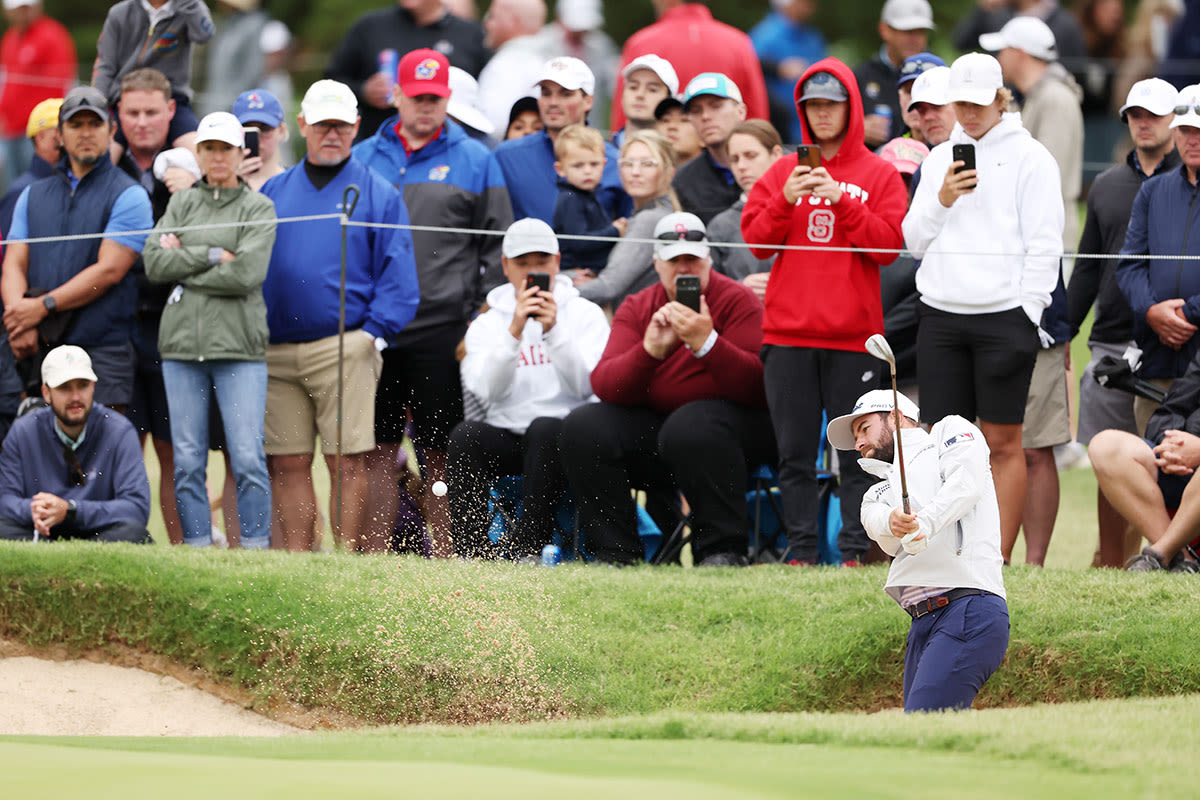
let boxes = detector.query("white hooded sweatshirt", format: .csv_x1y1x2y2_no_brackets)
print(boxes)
904,112,1064,327
462,274,610,434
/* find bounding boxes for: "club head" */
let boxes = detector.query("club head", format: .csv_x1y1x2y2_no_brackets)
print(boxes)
865,334,896,366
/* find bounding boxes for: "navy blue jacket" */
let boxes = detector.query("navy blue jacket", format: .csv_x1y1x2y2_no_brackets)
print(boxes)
552,179,618,273
493,130,630,224
1116,165,1200,379
23,156,143,348
0,404,150,530
0,155,54,244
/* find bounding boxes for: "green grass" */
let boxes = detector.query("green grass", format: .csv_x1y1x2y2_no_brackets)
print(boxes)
2,545,1197,725
2,695,1196,798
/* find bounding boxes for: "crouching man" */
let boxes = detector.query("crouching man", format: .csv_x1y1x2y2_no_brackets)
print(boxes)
0,346,151,543
828,389,1008,712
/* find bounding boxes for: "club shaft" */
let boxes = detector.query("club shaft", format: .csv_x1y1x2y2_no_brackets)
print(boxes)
890,366,910,514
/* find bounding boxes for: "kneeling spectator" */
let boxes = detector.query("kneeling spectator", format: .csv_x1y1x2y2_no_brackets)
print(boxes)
448,219,610,558
0,346,150,543
562,212,775,566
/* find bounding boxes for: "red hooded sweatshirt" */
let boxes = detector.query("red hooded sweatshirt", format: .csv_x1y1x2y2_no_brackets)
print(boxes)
741,57,907,352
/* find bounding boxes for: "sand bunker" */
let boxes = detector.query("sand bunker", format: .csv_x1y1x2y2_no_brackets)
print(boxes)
0,650,296,737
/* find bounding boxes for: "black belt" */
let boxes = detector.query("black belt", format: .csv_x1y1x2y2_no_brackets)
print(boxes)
904,588,981,619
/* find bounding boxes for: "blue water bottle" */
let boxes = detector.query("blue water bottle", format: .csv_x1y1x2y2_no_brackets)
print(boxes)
378,48,399,81
874,104,893,122
541,544,562,566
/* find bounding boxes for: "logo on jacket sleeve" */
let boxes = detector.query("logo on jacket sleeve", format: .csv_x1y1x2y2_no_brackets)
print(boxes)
428,165,450,181
944,431,974,447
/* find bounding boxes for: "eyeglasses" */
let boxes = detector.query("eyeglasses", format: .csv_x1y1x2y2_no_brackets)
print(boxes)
310,120,355,135
618,158,660,170
1174,104,1200,116
63,444,86,487
657,229,706,242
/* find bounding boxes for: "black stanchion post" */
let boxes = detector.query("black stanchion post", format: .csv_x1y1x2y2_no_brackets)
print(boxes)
337,185,360,547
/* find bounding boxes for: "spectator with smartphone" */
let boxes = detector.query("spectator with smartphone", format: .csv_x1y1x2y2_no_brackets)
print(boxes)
447,218,609,559
903,53,1063,560
561,212,775,566
233,88,289,191
742,58,908,566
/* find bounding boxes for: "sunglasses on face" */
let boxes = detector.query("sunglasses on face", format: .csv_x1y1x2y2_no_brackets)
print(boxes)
657,229,706,242
63,444,86,487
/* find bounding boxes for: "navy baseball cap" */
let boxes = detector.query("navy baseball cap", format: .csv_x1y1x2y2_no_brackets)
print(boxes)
233,89,284,127
897,52,947,88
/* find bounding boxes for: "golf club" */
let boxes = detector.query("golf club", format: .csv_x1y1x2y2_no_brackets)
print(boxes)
864,334,910,515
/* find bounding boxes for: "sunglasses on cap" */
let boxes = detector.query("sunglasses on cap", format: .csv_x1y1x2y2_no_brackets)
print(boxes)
1174,103,1200,116
900,60,938,77
657,230,706,242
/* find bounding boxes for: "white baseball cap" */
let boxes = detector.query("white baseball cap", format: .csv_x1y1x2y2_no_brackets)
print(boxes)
41,345,98,389
881,0,935,31
195,112,245,148
1119,77,1180,119
535,57,595,95
948,52,1003,106
979,16,1057,61
300,79,358,124
558,0,602,32
653,212,710,261
908,65,951,110
2,0,38,9
622,54,680,97
503,218,560,258
826,389,921,451
446,67,495,135
1170,84,1200,130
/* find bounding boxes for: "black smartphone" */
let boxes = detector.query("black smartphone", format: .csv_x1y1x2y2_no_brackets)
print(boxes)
675,275,701,312
526,272,550,293
243,127,260,158
952,143,976,174
795,145,820,168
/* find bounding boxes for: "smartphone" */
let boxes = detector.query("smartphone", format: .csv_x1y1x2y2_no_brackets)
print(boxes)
243,127,260,158
675,275,701,312
952,143,976,174
526,272,551,293
795,145,820,169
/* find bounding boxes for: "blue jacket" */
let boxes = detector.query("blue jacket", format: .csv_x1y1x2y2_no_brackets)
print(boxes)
353,118,511,336
0,155,55,244
0,404,150,530
749,11,827,143
261,158,420,344
493,130,631,224
552,180,618,272
1116,165,1200,379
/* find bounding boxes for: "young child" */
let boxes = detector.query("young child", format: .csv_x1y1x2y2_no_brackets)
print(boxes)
551,124,627,275
93,0,214,149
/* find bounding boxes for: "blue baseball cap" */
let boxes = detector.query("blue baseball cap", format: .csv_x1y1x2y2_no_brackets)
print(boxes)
233,89,284,127
897,52,946,88
682,73,743,110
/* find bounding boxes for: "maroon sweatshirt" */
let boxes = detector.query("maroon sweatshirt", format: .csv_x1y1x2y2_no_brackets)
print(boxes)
590,270,767,413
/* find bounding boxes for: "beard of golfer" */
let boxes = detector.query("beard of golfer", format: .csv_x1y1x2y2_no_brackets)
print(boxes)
828,389,1010,713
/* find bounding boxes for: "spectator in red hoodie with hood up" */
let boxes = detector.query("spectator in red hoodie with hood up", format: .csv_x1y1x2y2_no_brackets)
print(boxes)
742,57,908,566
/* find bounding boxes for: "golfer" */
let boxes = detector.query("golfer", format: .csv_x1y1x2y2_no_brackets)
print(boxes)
827,389,1009,713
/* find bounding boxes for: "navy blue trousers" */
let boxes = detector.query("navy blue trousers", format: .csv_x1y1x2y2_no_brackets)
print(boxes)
903,592,1010,712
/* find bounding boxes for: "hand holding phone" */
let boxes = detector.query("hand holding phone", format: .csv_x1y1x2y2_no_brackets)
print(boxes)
952,143,976,185
674,275,701,312
796,145,820,169
525,272,551,293
243,127,260,159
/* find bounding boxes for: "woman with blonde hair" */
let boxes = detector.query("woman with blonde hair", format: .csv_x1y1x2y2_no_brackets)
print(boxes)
576,130,679,308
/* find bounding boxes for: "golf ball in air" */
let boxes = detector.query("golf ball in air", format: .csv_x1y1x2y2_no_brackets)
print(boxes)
431,480,448,497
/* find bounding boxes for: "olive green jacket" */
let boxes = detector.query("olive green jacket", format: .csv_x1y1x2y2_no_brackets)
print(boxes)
143,179,276,361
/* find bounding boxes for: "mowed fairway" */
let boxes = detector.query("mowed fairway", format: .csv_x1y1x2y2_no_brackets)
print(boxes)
3,695,1195,799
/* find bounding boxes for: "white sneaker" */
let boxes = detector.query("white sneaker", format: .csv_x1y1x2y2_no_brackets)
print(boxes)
211,525,228,549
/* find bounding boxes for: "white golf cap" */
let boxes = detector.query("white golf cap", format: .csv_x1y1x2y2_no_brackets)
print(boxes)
622,54,680,96
653,212,710,261
195,111,245,148
558,0,603,32
1170,84,1200,130
2,0,37,9
979,15,1057,61
41,345,98,389
907,65,951,110
446,67,495,135
826,389,921,451
300,79,358,124
1119,77,1180,119
259,19,291,54
948,52,1003,106
503,218,559,258
881,0,935,31
535,57,595,95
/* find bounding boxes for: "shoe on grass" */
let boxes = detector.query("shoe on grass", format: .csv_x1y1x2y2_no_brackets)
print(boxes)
697,551,749,567
1125,547,1166,572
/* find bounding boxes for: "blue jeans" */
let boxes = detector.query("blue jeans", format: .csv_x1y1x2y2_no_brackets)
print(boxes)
903,592,1010,712
162,359,270,548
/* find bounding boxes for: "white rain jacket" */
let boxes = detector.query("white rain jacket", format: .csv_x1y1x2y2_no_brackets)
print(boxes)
904,112,1064,328
859,416,1007,605
462,274,610,435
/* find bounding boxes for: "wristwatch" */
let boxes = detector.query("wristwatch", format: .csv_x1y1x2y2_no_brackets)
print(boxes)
42,294,56,313
65,499,77,521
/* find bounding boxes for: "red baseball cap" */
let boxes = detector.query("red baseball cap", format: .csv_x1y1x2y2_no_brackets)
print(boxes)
398,48,451,98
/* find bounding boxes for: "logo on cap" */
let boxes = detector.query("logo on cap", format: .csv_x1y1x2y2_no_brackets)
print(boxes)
416,58,440,81
674,222,688,234
245,93,265,109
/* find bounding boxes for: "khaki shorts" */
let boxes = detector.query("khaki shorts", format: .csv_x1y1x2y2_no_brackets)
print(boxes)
1133,378,1174,438
265,331,383,456
1022,344,1071,449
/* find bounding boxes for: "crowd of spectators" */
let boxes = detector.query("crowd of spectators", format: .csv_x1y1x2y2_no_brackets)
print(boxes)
0,0,1197,574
